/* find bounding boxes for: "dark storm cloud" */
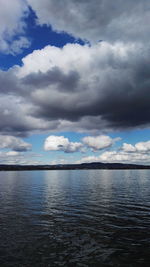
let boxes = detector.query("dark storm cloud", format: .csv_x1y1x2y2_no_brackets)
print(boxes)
0,69,20,94
1,40,150,134
18,43,150,131
0,96,29,135
22,67,80,92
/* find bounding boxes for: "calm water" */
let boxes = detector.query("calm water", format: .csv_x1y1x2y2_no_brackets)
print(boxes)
0,170,150,266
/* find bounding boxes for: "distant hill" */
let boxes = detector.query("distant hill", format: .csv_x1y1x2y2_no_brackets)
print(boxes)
0,162,150,171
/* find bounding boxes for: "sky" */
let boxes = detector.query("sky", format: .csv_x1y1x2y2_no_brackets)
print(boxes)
0,0,150,165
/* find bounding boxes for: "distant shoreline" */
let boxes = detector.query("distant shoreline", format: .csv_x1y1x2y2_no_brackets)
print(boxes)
0,162,150,171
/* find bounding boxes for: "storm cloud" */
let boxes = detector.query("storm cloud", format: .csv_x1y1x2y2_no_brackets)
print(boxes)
16,41,150,132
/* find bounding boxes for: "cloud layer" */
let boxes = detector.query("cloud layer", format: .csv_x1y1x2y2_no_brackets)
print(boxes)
78,151,150,165
0,135,32,151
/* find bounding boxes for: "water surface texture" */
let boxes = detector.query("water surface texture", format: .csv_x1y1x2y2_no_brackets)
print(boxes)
0,170,150,266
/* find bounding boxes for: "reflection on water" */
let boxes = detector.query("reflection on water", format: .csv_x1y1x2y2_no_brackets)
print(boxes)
0,170,150,266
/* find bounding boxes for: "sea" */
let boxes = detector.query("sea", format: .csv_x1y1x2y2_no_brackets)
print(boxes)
0,170,150,266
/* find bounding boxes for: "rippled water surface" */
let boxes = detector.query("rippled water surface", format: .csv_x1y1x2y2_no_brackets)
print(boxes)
0,170,150,266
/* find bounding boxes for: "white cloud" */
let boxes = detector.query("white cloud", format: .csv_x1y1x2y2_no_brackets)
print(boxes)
6,151,20,156
0,135,32,151
122,141,150,153
82,135,120,151
135,141,150,152
100,151,150,164
122,143,136,153
44,135,82,153
17,41,134,78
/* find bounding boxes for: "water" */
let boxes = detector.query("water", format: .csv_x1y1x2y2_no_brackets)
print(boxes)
0,170,150,266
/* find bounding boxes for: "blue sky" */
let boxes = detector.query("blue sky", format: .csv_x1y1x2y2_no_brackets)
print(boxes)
0,0,150,165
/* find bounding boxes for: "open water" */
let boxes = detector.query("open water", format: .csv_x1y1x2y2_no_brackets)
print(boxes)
0,170,150,266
